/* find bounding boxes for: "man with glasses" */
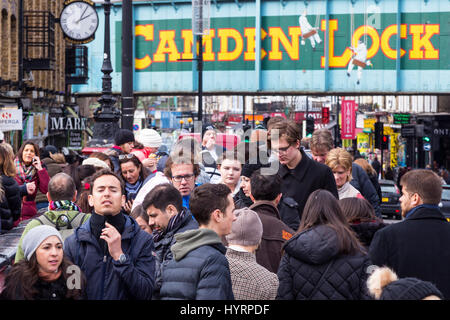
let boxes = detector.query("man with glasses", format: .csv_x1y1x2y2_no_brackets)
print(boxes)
269,119,338,230
369,169,450,299
163,153,201,209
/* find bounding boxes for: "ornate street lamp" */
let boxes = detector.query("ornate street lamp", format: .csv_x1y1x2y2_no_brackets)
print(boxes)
88,0,120,147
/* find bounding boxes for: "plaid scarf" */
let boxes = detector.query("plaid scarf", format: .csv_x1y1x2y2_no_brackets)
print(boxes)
48,200,81,212
14,156,36,184
153,208,188,242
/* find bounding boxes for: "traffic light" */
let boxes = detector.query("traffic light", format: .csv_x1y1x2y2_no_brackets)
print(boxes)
306,116,315,137
422,118,433,144
322,107,330,124
381,135,389,150
374,122,384,149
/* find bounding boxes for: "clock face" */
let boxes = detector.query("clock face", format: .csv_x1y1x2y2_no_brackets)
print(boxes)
60,1,99,41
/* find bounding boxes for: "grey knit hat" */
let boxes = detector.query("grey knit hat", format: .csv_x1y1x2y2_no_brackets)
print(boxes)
22,225,64,261
226,208,263,246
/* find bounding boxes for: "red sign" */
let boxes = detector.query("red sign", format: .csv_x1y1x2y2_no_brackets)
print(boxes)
341,100,356,139
294,112,322,122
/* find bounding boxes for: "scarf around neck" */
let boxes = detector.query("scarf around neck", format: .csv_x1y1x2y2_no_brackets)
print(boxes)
48,200,81,212
90,210,126,249
14,156,36,184
125,179,143,201
153,208,188,242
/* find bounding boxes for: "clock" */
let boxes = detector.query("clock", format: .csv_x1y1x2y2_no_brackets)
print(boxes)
60,0,99,43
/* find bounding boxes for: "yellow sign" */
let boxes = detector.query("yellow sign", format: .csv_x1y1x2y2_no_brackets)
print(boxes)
364,118,376,130
357,133,370,156
384,126,394,135
390,133,399,168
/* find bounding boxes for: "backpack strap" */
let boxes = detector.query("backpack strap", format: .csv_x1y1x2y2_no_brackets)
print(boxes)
37,214,57,227
70,212,87,228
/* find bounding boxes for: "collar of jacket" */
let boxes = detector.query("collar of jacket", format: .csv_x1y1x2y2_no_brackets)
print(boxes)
249,200,280,219
171,228,225,261
75,213,137,247
278,148,311,182
405,204,445,221
226,248,256,262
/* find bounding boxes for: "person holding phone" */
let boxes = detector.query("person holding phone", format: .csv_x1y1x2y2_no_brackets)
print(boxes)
14,141,50,226
118,154,153,214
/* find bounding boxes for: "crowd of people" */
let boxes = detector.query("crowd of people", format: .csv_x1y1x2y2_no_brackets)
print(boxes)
0,117,448,301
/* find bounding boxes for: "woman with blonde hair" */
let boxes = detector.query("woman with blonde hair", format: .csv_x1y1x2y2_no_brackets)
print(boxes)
325,148,362,200
354,158,382,203
0,143,21,231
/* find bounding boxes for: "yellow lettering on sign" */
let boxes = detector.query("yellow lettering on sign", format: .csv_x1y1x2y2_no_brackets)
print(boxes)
352,25,380,59
153,30,180,63
202,30,216,61
244,28,255,61
181,29,194,60
268,27,301,60
135,24,154,69
321,19,353,68
244,28,268,61
380,24,407,59
409,24,440,59
181,29,216,61
218,28,244,61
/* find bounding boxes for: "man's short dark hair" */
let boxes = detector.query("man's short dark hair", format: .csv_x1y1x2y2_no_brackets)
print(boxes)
89,168,125,195
142,183,183,213
189,183,231,226
48,173,76,201
250,170,281,201
400,169,442,205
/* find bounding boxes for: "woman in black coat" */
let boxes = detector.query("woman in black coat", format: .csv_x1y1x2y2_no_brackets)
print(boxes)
339,197,386,249
276,189,372,300
354,158,382,203
0,144,21,232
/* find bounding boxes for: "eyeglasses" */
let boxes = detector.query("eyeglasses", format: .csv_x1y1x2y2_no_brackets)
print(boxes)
119,154,135,160
172,174,195,182
273,144,292,154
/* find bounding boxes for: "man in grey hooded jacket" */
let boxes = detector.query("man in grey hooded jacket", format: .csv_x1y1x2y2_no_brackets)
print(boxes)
159,183,236,300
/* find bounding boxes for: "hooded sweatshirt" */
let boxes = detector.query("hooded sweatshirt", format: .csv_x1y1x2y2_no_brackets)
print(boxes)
160,228,234,300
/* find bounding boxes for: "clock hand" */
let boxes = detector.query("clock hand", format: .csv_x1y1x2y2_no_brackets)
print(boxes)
78,12,94,22
76,6,89,23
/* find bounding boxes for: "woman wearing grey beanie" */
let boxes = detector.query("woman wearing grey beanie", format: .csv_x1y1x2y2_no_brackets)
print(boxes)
1,225,86,300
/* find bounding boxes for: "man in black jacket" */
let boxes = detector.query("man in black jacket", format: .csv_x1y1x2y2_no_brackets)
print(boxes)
269,120,338,231
369,169,450,299
141,183,198,299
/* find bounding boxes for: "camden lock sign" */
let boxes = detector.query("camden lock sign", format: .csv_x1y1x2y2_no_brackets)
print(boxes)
49,116,88,132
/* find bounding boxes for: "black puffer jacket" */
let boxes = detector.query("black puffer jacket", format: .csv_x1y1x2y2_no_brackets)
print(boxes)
277,225,372,300
350,220,386,249
0,175,21,232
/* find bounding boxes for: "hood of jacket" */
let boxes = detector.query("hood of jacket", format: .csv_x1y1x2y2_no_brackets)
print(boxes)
283,225,340,265
171,228,223,261
350,220,386,246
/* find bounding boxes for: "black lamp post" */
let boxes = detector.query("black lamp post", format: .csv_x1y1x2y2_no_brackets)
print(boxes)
88,0,120,147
